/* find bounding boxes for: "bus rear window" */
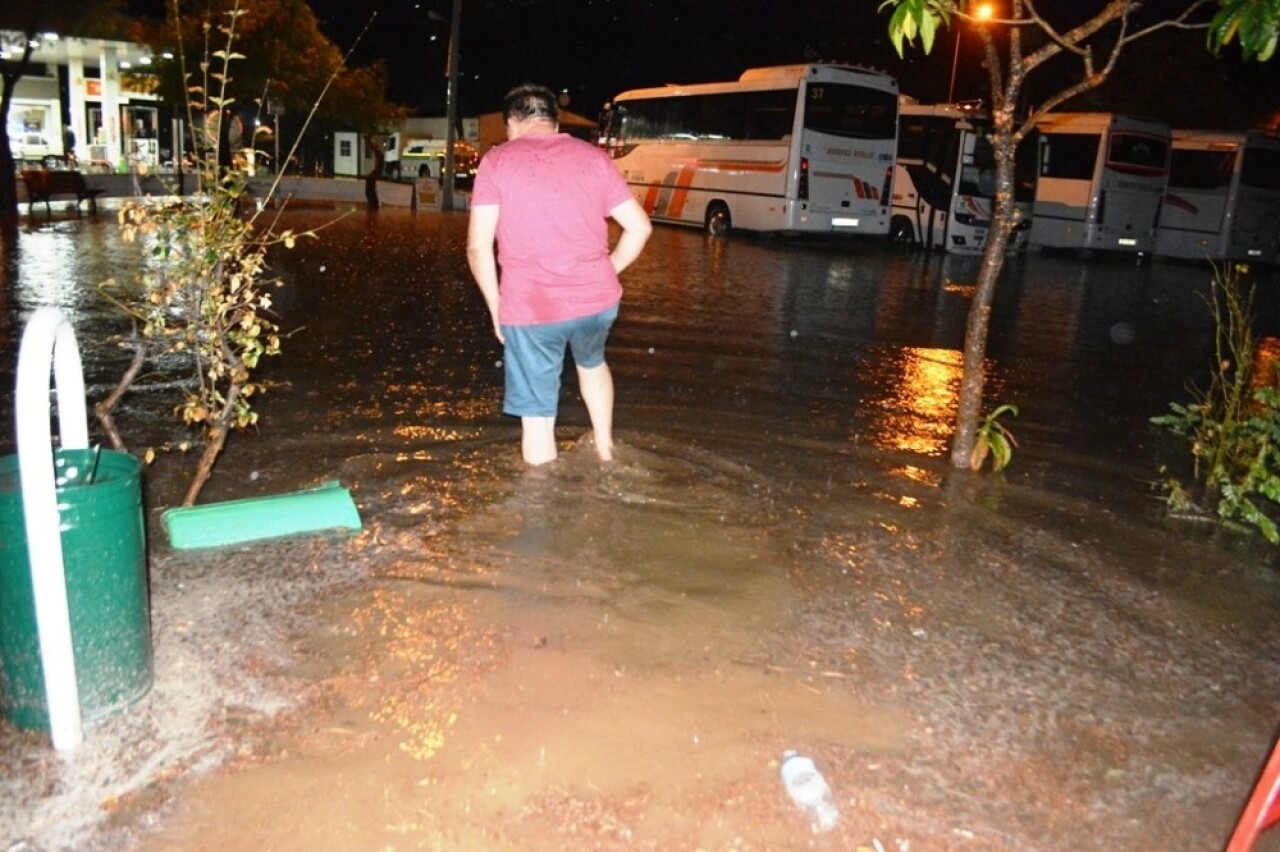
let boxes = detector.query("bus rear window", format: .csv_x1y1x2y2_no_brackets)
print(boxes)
1109,133,1168,172
803,84,897,140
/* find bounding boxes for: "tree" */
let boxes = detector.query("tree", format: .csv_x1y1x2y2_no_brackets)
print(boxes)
97,1,327,506
0,0,130,218
134,0,400,174
881,0,1280,471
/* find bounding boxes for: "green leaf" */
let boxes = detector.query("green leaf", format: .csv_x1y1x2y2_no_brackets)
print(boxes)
920,6,939,53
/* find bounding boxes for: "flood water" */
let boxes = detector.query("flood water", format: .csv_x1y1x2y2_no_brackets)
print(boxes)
3,208,1280,850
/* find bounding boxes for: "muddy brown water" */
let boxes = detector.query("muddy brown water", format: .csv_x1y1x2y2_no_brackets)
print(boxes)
2,208,1280,849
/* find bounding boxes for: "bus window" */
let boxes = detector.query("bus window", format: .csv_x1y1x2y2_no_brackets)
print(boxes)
959,131,996,197
1041,133,1099,179
745,89,797,139
1108,133,1168,172
897,117,927,161
1015,132,1039,201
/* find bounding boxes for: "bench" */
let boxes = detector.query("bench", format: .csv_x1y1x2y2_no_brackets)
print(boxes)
21,169,105,216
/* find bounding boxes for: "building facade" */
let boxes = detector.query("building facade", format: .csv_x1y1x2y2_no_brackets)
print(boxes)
2,31,163,171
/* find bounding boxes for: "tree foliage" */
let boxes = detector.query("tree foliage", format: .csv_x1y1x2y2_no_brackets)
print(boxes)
132,0,400,164
1210,0,1280,59
0,0,130,41
1152,264,1280,543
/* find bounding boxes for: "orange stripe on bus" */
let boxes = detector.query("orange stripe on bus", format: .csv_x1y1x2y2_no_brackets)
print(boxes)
668,164,698,218
695,159,787,173
642,183,662,214
637,158,787,220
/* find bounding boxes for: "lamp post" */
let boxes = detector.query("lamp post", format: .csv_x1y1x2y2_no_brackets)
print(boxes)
947,2,994,104
442,0,462,212
267,96,284,176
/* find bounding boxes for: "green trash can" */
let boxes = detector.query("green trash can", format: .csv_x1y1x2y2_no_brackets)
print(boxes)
0,448,152,730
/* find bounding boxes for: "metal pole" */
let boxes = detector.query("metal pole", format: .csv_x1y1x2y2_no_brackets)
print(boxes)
948,25,962,104
442,0,461,211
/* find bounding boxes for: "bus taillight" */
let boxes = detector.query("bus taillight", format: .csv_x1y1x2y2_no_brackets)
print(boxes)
1096,190,1107,225
881,166,893,208
798,157,810,200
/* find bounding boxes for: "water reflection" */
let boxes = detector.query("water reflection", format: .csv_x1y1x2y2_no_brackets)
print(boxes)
869,347,962,457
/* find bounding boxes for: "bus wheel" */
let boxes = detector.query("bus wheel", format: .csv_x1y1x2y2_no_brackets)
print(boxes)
705,203,731,237
890,217,916,246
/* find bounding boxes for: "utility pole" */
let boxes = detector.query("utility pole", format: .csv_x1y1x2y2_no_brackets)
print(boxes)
442,0,462,212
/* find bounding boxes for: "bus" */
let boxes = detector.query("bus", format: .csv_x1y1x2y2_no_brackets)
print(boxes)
597,64,898,237
890,100,1035,254
1155,130,1280,265
1028,112,1171,255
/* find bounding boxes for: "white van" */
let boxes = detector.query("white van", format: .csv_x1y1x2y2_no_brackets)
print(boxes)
396,138,479,183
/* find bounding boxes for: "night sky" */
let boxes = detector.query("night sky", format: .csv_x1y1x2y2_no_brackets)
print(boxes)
133,0,1280,129
303,0,923,117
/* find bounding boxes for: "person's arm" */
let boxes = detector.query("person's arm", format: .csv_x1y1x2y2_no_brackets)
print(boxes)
608,197,652,275
466,203,504,344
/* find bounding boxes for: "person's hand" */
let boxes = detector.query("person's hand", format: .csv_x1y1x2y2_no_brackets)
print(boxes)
492,316,505,345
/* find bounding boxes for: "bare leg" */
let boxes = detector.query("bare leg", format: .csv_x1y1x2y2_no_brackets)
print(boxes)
576,362,614,461
521,415,558,465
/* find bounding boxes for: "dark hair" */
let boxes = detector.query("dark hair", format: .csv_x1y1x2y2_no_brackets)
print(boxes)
503,84,559,123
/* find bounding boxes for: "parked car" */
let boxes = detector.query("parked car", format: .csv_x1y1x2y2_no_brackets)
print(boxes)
11,132,52,163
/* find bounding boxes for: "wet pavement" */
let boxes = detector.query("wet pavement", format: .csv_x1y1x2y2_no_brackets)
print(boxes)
2,206,1280,849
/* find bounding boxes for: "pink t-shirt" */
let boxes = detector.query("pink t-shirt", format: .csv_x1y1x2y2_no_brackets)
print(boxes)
471,132,633,326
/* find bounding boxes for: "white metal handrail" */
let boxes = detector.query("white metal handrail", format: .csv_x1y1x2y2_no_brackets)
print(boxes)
14,307,89,751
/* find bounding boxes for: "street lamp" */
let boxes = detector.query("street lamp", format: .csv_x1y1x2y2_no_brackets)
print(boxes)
947,2,994,104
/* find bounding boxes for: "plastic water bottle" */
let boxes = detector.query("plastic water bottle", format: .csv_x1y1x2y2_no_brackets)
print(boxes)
780,750,839,833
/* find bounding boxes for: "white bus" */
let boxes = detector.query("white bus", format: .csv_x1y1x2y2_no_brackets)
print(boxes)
1155,130,1280,265
890,101,1035,253
598,64,898,237
1028,112,1171,255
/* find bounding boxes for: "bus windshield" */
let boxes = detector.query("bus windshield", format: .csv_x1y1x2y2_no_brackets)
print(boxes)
803,83,896,140
1169,148,1236,190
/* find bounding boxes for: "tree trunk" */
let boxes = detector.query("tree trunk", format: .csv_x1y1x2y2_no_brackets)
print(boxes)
94,334,149,452
948,117,1021,469
182,382,241,506
0,82,21,219
364,137,385,210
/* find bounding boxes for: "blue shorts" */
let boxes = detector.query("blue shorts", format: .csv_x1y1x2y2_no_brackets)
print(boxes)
502,305,619,418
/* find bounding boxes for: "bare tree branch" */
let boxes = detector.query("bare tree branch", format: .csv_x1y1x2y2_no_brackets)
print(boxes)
1022,0,1130,72
1023,0,1093,58
1123,0,1214,43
